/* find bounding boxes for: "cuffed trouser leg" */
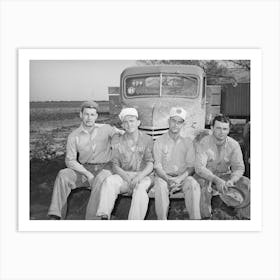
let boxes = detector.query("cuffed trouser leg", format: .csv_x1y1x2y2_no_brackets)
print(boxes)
85,169,112,220
96,175,125,219
48,168,78,219
182,176,201,220
128,177,151,220
154,177,169,220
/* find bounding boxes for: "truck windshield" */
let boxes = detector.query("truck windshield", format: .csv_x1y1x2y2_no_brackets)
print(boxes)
125,74,198,98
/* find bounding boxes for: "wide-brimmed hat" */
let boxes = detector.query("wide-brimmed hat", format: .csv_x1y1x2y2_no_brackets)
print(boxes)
219,179,250,209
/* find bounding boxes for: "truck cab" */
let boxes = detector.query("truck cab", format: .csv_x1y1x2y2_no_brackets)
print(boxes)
119,65,207,139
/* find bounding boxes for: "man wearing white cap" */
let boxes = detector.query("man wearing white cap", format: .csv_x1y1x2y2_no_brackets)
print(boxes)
48,100,122,220
153,107,201,219
96,107,154,220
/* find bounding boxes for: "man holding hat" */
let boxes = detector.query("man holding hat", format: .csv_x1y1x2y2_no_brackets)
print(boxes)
96,107,154,220
195,114,250,219
48,100,122,220
153,107,201,220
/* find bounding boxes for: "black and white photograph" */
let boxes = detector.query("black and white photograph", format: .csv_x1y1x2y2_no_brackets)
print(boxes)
29,59,251,221
2,1,280,280
18,48,261,232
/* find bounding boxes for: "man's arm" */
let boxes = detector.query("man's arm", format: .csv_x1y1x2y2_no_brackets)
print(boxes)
130,137,154,188
228,143,245,184
195,144,216,182
195,143,227,192
153,140,174,184
65,134,94,183
174,139,196,183
109,125,125,137
111,145,133,183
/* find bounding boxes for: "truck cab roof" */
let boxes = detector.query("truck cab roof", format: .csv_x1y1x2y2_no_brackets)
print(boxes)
121,65,205,77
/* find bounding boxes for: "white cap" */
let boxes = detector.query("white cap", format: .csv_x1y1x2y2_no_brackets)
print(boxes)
169,107,187,121
119,107,138,122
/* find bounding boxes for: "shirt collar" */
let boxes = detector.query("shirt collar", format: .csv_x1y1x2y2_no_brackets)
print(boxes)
210,134,228,147
123,130,144,145
167,131,183,143
77,124,97,135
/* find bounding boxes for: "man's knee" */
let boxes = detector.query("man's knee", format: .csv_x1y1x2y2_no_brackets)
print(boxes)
56,168,75,184
154,177,168,192
95,169,112,184
183,177,200,194
103,175,122,189
238,176,250,190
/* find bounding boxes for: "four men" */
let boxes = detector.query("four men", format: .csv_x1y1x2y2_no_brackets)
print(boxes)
47,100,250,220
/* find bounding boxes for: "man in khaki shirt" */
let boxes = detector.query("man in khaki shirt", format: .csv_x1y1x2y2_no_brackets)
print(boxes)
153,107,201,220
195,114,250,218
48,100,122,220
96,108,154,220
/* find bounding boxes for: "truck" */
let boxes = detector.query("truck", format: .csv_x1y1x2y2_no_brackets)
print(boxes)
109,64,250,140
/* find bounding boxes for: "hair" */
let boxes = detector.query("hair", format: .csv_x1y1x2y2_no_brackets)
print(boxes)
211,114,231,127
80,101,99,113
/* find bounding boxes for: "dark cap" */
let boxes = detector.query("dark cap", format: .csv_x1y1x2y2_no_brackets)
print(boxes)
80,100,99,112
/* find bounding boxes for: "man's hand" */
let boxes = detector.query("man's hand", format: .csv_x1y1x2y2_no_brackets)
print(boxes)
225,180,235,188
213,177,228,194
168,176,184,188
86,172,95,186
130,173,143,190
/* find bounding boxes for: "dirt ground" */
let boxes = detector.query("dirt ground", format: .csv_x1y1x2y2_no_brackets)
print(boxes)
30,102,250,220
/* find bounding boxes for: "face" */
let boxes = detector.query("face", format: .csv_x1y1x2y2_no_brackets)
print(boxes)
80,108,98,128
212,120,230,142
122,115,140,134
168,116,185,134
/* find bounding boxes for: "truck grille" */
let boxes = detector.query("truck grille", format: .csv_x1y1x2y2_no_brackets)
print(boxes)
139,127,168,140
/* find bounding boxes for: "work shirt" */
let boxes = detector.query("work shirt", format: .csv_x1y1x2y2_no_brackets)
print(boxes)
195,134,245,181
65,124,120,170
112,131,154,172
153,132,195,175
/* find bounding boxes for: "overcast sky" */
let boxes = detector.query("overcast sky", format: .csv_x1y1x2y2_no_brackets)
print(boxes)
30,60,137,101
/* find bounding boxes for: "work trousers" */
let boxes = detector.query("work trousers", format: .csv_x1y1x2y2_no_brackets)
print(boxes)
48,163,112,219
154,176,201,220
194,173,250,219
97,173,152,220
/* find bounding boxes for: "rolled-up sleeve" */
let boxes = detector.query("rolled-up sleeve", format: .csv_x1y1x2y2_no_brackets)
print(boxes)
195,144,216,181
65,134,85,171
230,143,245,179
109,125,124,137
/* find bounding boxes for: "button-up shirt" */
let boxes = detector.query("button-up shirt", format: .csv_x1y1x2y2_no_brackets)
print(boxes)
112,131,154,172
195,134,245,181
65,124,120,171
153,132,195,175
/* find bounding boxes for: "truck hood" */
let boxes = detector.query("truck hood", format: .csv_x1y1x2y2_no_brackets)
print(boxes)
130,99,197,129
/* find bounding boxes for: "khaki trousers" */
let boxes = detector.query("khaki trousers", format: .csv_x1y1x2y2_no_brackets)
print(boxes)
193,173,250,219
97,173,152,220
48,163,112,219
154,176,201,220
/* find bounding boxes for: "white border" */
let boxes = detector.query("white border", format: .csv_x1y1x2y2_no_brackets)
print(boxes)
19,49,262,232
